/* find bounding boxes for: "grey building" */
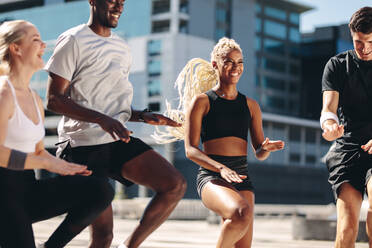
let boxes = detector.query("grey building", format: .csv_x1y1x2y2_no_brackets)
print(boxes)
0,0,334,203
300,24,353,120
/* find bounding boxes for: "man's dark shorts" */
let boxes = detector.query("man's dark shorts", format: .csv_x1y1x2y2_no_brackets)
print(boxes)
59,137,152,186
326,134,372,200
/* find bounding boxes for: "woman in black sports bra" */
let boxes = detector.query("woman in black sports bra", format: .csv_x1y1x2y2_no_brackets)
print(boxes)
154,37,284,248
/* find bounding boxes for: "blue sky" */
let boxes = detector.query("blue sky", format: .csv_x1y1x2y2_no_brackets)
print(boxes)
295,0,372,33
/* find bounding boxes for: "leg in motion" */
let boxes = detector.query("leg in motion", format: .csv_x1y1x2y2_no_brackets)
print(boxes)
201,180,254,248
120,150,187,248
365,175,372,248
335,183,363,248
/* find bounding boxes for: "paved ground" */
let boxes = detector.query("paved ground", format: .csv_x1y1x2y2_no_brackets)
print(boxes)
33,217,369,248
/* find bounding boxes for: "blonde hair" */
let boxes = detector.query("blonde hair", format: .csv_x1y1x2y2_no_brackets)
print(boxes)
211,37,242,64
0,20,29,75
152,37,242,144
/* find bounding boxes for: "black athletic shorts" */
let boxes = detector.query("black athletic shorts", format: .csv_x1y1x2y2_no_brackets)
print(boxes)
196,154,254,197
326,131,372,200
59,137,153,186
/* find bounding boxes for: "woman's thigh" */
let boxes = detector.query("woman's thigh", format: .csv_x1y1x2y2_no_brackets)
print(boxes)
201,179,252,218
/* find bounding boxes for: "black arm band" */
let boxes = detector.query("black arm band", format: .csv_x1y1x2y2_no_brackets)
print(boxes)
7,149,27,171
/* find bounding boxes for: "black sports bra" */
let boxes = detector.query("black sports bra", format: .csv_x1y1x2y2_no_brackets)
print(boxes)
201,90,251,143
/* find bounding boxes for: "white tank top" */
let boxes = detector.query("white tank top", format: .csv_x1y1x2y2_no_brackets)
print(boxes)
3,77,45,153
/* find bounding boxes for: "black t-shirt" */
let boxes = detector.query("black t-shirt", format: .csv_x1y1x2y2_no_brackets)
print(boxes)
322,50,372,135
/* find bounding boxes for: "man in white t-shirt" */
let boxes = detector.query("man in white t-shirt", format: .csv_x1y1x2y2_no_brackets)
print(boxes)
45,1,186,248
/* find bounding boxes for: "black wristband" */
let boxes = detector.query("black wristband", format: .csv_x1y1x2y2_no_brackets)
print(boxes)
7,149,27,171
138,108,152,122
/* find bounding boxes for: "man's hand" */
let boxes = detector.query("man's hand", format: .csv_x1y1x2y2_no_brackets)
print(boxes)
322,120,344,141
96,115,132,143
362,140,372,154
142,112,182,127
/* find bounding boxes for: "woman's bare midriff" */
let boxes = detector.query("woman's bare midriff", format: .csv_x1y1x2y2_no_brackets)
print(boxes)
203,136,248,156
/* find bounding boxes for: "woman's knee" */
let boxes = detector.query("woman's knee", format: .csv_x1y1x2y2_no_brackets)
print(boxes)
229,201,254,227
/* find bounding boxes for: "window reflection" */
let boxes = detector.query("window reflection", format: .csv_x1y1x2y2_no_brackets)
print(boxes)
264,20,286,39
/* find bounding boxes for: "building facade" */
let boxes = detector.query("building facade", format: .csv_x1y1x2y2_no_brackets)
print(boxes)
0,0,335,203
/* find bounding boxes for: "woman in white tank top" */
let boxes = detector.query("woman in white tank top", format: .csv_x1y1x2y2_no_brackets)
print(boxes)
0,20,114,248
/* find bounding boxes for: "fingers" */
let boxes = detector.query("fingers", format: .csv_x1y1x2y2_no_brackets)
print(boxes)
362,140,372,154
148,114,181,127
117,128,132,143
221,169,243,183
322,124,344,141
262,139,285,152
165,118,182,127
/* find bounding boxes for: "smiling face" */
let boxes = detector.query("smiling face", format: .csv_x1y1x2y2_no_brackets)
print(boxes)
352,31,372,61
14,23,45,72
214,49,244,85
93,0,124,28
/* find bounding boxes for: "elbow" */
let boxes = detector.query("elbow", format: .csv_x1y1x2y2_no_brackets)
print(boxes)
185,149,192,160
185,147,195,160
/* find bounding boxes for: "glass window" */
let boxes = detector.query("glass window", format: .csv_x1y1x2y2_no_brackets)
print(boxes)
262,58,286,73
148,60,162,76
256,18,262,32
268,96,285,108
289,27,300,43
290,64,300,76
255,3,262,14
290,153,301,163
179,0,189,14
179,20,188,33
216,8,227,23
264,6,286,21
148,102,160,112
262,76,285,91
289,44,300,57
255,73,260,86
215,28,226,41
262,95,285,109
263,38,284,55
289,126,301,141
148,79,161,97
152,0,170,15
305,155,316,164
306,129,317,143
148,40,162,56
289,100,299,112
264,20,286,39
152,20,170,33
255,36,261,51
289,12,299,25
290,82,298,92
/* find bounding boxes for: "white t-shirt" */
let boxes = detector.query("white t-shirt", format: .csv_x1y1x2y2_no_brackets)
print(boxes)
45,24,133,147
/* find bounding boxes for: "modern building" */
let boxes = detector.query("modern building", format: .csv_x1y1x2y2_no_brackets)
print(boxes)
0,0,334,203
300,24,353,120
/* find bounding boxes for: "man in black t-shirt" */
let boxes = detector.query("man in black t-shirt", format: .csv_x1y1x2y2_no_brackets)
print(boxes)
321,7,372,248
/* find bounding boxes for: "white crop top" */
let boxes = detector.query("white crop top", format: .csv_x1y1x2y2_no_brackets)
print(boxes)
3,78,45,153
